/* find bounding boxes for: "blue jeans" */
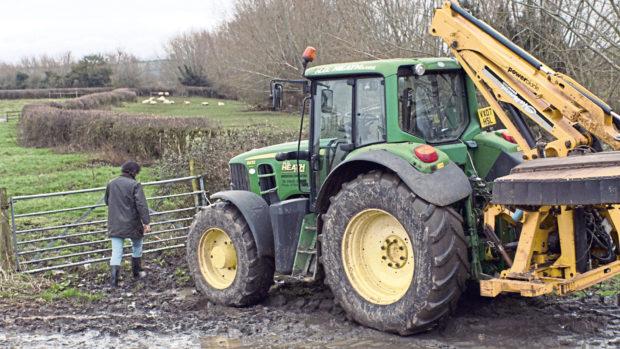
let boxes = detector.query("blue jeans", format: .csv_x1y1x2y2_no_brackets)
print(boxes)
110,237,143,266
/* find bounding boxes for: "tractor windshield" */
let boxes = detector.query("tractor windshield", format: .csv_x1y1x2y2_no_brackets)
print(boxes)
398,70,469,143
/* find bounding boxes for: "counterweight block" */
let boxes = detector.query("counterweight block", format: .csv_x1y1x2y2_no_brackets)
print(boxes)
493,151,620,206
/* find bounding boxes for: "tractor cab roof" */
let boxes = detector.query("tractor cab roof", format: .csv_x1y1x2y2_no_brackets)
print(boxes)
304,57,461,79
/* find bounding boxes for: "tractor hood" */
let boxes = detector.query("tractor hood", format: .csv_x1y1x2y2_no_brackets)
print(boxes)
230,141,309,164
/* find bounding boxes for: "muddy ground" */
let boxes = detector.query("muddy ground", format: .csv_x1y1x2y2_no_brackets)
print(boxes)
2,251,620,348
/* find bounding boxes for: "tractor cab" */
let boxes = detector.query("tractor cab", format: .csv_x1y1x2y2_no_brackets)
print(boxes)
300,56,481,210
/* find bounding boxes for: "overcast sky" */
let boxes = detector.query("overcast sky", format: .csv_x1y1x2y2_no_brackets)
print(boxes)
0,0,236,64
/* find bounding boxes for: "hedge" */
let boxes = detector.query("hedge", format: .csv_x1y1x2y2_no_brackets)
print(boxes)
131,86,229,98
18,89,218,162
157,127,298,192
59,88,136,110
0,87,114,99
0,86,229,100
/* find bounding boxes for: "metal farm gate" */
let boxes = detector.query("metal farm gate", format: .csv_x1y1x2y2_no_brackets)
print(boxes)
10,175,207,273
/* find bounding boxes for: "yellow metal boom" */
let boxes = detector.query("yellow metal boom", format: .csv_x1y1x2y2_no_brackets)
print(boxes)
431,1,620,297
431,0,620,160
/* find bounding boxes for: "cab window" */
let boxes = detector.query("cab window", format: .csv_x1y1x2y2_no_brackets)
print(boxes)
398,71,468,143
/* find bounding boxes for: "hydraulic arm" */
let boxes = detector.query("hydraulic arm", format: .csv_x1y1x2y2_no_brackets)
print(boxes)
431,0,620,159
431,1,620,297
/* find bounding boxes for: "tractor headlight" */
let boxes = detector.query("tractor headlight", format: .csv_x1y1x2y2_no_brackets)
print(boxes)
414,63,426,76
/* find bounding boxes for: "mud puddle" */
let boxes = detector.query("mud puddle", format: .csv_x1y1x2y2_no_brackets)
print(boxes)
2,252,620,348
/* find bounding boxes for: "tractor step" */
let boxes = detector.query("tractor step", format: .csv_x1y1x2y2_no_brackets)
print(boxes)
493,151,620,206
291,214,318,278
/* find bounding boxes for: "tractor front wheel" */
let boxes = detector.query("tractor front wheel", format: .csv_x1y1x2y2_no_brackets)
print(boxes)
322,171,468,334
187,202,274,306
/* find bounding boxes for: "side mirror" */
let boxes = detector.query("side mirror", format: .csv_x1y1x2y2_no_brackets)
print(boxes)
271,83,284,111
321,89,333,113
275,150,310,161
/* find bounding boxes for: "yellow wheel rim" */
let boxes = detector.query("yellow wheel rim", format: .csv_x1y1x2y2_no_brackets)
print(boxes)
342,209,414,305
197,227,237,289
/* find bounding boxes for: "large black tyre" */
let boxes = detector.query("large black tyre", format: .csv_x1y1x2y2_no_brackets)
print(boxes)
322,171,469,334
187,202,274,306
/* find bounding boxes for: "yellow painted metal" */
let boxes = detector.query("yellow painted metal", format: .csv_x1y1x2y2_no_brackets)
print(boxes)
430,1,620,299
557,260,620,295
480,278,554,297
341,209,414,305
504,209,547,275
482,261,620,297
606,206,620,243
550,207,577,278
481,205,620,297
431,1,620,159
197,228,237,289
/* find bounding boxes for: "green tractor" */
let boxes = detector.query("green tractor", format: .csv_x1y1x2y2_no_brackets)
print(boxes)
187,48,521,334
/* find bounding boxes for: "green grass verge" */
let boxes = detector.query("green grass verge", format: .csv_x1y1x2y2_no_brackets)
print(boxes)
0,271,103,302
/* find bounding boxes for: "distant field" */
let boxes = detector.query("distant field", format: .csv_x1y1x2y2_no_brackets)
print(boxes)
0,99,144,222
1,97,300,216
0,99,126,197
113,96,302,130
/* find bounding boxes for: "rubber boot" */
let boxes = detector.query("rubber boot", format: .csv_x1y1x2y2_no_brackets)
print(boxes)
109,265,120,288
132,257,147,278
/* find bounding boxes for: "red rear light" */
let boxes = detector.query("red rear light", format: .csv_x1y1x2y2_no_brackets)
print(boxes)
414,145,438,163
502,131,517,144
302,46,316,62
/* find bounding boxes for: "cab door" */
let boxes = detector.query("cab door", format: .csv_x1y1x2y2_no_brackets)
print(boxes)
308,76,386,208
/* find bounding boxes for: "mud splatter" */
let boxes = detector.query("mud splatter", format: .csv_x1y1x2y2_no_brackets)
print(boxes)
1,252,619,348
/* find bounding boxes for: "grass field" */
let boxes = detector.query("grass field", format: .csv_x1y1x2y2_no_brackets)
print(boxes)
1,96,299,272
1,96,300,221
0,99,126,198
113,96,302,130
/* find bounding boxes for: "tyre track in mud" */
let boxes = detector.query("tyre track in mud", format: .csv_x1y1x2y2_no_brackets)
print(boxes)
2,252,620,348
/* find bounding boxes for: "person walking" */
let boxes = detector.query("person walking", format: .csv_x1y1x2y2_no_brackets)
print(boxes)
104,161,150,288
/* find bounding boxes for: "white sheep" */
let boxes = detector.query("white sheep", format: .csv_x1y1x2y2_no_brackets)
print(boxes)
156,96,167,102
217,102,225,106
141,97,154,104
201,102,209,106
149,100,157,105
157,91,164,96
184,101,191,105
164,92,170,96
163,100,175,104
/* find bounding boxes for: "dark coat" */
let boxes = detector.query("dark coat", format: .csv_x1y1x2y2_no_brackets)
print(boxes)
104,175,150,239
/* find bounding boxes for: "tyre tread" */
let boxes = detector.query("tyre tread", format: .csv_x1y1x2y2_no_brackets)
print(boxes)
322,171,469,334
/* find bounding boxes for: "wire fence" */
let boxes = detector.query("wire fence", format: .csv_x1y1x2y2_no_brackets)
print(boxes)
10,175,207,273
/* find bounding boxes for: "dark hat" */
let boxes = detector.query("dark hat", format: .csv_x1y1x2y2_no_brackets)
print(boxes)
121,161,141,177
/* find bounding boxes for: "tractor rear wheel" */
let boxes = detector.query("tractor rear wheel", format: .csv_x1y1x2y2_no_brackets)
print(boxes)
187,202,274,306
322,171,468,334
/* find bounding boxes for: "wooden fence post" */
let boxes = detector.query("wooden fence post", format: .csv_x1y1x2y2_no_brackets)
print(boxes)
0,188,16,272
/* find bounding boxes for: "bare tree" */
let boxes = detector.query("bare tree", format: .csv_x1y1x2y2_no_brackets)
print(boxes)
162,0,617,109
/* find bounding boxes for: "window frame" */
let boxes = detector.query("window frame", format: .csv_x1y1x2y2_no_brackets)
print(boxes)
397,68,470,144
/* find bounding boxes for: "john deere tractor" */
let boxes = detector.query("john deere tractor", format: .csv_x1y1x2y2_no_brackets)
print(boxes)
187,1,620,334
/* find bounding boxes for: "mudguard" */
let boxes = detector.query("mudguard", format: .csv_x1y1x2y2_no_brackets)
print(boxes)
316,150,472,212
211,191,274,258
